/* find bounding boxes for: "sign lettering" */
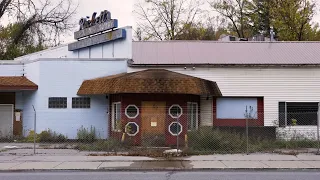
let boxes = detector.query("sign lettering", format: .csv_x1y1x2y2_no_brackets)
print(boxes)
68,10,126,51
79,10,112,30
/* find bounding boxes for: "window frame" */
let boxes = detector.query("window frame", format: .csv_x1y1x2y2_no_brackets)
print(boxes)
125,122,140,136
48,97,67,109
168,122,183,136
187,102,198,131
169,104,183,118
111,102,122,132
72,97,91,109
279,101,319,126
125,105,139,119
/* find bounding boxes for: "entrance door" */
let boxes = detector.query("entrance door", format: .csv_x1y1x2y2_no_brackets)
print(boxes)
0,105,13,138
141,101,166,146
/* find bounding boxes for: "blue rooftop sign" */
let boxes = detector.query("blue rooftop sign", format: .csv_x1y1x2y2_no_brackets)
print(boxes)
68,10,126,51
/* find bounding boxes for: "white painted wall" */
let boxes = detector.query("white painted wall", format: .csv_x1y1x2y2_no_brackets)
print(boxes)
13,26,133,138
14,27,133,62
128,67,320,137
24,60,127,139
200,96,212,126
0,63,23,76
22,61,40,135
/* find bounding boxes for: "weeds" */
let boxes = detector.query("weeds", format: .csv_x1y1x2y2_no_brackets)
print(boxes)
75,138,127,152
77,126,97,143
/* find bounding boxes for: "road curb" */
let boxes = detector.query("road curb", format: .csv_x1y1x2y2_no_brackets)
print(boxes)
1,168,320,173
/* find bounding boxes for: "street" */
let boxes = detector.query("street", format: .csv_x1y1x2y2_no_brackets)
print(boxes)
1,171,320,180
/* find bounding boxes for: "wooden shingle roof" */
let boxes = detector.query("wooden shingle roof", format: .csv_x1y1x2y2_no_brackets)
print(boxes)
0,76,38,90
77,69,222,96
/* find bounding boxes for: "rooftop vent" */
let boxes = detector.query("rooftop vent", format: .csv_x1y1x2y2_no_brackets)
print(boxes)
218,34,238,41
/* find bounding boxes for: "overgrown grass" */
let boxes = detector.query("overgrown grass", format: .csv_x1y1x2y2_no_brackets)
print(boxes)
75,138,127,152
186,127,319,155
186,127,246,154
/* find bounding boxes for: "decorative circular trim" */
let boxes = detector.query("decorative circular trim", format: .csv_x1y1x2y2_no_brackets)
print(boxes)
169,104,183,118
125,122,139,136
168,122,183,136
125,105,139,119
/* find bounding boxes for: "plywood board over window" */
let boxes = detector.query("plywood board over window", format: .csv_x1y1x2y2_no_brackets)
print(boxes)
216,98,258,119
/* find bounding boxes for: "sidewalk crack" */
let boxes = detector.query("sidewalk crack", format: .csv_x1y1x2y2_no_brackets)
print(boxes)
53,161,64,169
96,162,103,169
220,160,228,168
259,161,270,168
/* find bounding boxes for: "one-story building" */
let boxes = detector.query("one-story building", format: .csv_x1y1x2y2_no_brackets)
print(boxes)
1,10,320,144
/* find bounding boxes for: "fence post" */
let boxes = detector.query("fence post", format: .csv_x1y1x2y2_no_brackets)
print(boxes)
317,102,320,154
32,105,36,155
245,106,249,155
176,116,179,156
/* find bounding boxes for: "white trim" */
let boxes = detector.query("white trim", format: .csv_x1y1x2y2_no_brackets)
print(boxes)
125,105,139,119
111,102,121,132
168,122,183,136
0,104,14,137
187,102,199,131
125,122,139,136
169,104,183,118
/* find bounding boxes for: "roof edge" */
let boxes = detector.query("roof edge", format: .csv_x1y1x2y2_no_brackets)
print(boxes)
128,63,320,68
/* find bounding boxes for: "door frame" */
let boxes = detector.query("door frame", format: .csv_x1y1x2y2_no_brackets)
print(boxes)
0,104,14,136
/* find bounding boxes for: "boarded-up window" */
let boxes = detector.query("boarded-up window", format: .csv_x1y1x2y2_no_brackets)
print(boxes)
216,98,258,119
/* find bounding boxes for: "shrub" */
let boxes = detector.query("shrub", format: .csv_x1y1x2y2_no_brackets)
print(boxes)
38,129,67,143
77,126,97,143
25,130,40,142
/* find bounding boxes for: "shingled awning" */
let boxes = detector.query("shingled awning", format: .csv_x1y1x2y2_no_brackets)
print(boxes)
0,76,38,90
77,69,222,96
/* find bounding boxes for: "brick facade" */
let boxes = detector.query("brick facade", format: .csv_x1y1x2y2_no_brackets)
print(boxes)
109,93,200,146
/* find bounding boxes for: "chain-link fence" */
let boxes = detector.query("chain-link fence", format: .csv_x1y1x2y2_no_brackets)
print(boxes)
1,108,320,156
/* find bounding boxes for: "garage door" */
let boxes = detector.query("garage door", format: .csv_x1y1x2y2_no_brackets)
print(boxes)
0,105,13,138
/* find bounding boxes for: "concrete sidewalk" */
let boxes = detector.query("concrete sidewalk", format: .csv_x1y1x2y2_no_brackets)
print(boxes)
1,153,320,171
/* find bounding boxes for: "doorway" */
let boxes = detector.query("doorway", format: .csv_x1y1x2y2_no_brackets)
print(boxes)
141,101,166,146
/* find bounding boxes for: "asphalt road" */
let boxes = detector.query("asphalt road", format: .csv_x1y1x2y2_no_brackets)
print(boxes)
1,171,320,180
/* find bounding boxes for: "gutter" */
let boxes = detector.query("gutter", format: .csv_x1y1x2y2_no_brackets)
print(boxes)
127,61,320,68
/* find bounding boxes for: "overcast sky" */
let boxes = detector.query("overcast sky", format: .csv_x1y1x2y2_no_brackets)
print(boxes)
29,0,320,43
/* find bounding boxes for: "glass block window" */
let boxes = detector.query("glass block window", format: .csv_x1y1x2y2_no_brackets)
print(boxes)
48,97,67,109
72,97,91,108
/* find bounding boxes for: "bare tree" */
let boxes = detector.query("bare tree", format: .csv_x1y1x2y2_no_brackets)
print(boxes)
209,0,252,38
1,0,78,46
134,0,204,40
0,0,12,19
